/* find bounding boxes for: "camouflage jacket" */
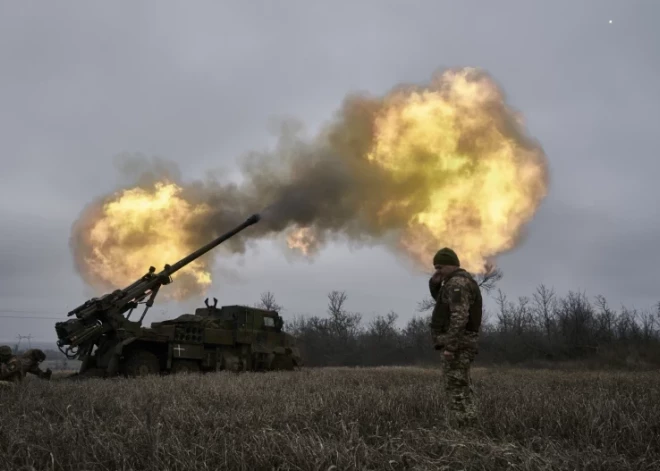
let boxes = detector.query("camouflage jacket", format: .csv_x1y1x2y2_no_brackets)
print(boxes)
19,356,51,380
0,354,51,381
0,357,23,382
429,269,481,353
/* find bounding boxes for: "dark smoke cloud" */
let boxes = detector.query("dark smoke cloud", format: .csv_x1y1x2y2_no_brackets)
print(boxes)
169,92,388,254
70,67,549,290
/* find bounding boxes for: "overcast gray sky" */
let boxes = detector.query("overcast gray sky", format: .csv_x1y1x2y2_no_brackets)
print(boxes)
1,1,657,342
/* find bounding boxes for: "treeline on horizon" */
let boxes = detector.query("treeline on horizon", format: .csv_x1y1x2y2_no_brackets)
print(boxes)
24,268,660,370
262,268,660,369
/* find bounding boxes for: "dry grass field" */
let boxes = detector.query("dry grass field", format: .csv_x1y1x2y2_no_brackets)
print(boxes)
0,366,658,471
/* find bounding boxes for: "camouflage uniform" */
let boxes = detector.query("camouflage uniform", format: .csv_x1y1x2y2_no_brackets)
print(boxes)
429,251,483,428
0,345,11,363
0,348,51,382
19,349,52,380
0,345,23,383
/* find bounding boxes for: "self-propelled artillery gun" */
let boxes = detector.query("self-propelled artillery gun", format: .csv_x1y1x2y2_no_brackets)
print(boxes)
55,213,302,378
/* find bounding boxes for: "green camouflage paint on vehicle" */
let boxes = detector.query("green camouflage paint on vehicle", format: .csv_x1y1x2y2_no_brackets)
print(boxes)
54,213,302,378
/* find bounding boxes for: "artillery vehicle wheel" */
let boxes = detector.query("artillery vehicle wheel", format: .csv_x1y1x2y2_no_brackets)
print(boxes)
171,360,200,374
270,354,295,371
122,350,160,377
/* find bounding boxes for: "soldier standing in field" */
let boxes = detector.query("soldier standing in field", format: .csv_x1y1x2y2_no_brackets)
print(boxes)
428,248,483,427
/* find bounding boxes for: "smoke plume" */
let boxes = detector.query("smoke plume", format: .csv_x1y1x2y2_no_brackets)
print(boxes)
70,67,549,300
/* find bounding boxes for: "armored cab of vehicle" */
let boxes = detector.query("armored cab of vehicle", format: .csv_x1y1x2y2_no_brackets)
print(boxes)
128,298,302,375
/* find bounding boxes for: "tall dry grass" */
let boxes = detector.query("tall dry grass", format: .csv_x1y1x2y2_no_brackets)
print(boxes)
0,366,658,470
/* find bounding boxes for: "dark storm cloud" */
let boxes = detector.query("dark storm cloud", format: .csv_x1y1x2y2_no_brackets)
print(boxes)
0,0,659,342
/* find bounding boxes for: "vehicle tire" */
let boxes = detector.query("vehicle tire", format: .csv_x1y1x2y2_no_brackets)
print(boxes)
270,354,295,371
122,350,160,377
171,360,201,374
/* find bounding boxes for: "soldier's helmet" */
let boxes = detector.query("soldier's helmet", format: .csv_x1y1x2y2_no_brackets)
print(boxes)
433,247,460,267
0,345,12,361
23,348,46,363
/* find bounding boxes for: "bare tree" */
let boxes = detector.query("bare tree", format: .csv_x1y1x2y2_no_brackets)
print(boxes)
256,291,282,311
593,294,615,343
367,311,399,340
327,290,361,337
639,309,657,342
416,297,436,313
494,289,513,333
556,290,596,355
512,296,533,334
474,261,504,294
532,284,556,339
328,290,347,316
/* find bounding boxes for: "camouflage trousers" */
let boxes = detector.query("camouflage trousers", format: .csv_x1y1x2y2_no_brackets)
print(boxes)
441,349,477,427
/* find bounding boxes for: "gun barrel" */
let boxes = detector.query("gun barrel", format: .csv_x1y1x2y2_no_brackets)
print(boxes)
63,213,261,322
164,213,261,276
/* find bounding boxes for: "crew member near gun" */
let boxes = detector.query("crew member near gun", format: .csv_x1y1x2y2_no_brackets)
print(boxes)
0,347,51,383
429,248,482,427
0,345,22,383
